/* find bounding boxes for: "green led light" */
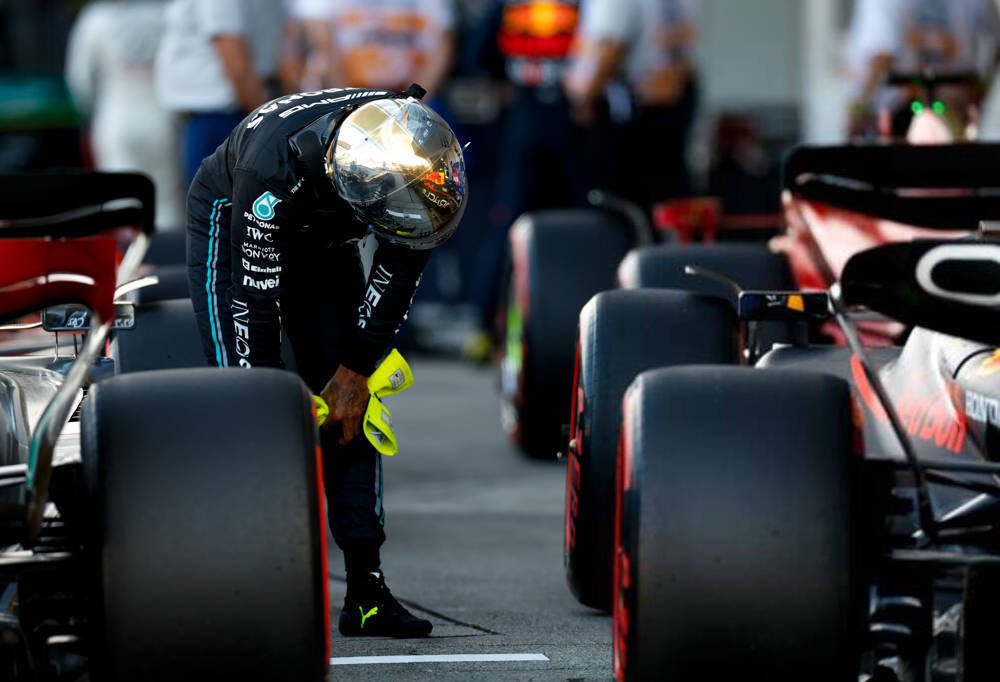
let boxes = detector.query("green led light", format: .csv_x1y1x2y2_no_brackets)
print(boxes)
932,100,946,115
911,100,924,115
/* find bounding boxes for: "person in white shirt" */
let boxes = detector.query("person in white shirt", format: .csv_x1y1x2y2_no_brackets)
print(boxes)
154,0,288,186
65,0,185,229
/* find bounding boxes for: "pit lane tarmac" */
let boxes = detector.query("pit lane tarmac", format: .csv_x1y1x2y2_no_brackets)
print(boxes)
324,358,611,681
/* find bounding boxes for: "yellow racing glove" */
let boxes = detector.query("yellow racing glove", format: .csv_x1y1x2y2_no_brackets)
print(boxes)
313,349,414,456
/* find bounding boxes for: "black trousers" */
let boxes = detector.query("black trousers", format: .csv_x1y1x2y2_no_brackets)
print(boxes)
470,89,591,330
186,170,385,572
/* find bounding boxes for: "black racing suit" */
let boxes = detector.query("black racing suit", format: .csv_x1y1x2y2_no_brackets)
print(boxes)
186,88,430,575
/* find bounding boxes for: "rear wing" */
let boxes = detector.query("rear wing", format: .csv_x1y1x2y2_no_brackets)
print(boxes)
0,171,154,238
0,172,155,321
783,144,1000,230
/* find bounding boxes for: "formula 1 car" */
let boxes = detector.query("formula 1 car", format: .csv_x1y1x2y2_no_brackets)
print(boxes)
0,173,328,681
563,143,1000,680
564,142,998,611
615,250,1000,680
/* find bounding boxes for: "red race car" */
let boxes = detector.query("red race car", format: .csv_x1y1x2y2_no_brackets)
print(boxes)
562,142,1000,680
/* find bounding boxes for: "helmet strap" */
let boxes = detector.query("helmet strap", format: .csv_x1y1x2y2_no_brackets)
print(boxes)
400,83,427,100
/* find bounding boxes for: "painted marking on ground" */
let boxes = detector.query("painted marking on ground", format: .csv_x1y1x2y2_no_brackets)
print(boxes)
329,653,549,666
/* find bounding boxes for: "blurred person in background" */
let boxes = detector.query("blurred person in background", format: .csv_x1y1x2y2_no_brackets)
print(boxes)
564,0,699,208
462,0,587,362
154,0,288,187
978,0,1000,138
285,0,461,346
277,8,330,91
65,0,185,229
706,113,781,217
844,0,904,139
897,0,1000,136
288,0,456,99
898,0,1000,77
844,0,1000,139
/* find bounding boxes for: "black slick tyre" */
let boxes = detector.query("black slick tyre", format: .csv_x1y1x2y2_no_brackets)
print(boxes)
615,367,859,681
111,298,297,374
82,368,328,681
500,209,631,458
617,243,793,293
565,290,738,610
618,243,794,348
111,298,207,373
142,231,186,267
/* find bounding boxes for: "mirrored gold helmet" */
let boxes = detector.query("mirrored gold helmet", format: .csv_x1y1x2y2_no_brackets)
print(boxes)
328,97,467,250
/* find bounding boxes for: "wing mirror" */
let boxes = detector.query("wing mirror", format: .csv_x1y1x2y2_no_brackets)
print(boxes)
41,302,135,332
39,274,158,332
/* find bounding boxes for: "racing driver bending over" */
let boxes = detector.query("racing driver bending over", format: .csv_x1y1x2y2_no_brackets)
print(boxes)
186,84,466,637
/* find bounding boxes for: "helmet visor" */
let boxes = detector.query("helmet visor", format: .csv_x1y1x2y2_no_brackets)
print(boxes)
332,98,467,249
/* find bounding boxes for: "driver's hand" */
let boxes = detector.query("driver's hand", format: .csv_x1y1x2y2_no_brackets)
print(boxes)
320,365,370,445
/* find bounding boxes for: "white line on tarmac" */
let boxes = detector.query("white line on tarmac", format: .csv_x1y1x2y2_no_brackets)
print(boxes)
329,653,549,666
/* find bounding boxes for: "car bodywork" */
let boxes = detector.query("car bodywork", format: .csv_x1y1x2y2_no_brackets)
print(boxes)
0,172,329,681
753,144,1000,530
770,142,1000,461
0,173,153,676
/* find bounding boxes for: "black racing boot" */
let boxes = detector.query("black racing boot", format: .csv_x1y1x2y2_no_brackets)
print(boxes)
339,571,433,637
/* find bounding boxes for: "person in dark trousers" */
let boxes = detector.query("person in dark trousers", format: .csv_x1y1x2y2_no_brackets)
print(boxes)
462,0,591,361
155,0,289,187
565,0,700,209
186,84,467,637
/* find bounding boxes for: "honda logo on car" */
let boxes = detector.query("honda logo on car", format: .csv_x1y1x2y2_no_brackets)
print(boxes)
966,390,1000,427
